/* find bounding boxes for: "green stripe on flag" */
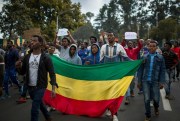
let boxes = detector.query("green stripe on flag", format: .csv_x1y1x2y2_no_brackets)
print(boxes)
51,55,142,81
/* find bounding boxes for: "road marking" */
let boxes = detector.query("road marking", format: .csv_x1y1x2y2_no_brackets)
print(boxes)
160,88,172,111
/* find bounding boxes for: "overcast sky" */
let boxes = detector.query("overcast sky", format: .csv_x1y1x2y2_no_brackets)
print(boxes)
0,0,111,15
0,0,4,11
71,0,110,16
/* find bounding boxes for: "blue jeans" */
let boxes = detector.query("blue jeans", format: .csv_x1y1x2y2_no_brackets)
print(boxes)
21,76,28,97
125,87,130,97
3,68,20,95
21,83,28,97
142,81,160,118
29,88,50,121
130,77,135,93
165,69,174,95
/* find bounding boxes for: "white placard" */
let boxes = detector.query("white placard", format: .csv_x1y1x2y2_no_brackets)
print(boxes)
125,32,137,40
57,28,68,36
21,53,24,57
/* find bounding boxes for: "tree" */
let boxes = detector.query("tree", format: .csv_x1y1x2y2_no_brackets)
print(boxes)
23,0,85,40
94,0,179,40
169,0,180,23
94,4,108,31
150,17,178,41
73,22,94,41
117,0,138,31
0,1,32,39
1,0,85,41
85,12,94,22
94,0,121,36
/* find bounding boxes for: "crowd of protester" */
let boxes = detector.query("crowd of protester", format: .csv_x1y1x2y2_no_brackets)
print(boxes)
0,31,179,121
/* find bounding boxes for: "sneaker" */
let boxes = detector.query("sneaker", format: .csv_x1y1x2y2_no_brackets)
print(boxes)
47,106,51,112
124,98,130,105
16,97,27,104
150,101,153,107
51,107,56,111
105,110,111,117
165,94,169,99
166,95,174,100
1,93,11,100
0,96,5,100
144,117,151,121
113,115,119,121
130,91,135,97
154,107,159,116
26,95,30,99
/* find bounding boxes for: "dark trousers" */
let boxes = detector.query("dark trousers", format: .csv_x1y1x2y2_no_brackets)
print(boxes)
3,68,20,95
143,81,160,118
0,72,3,96
28,87,50,121
21,76,28,97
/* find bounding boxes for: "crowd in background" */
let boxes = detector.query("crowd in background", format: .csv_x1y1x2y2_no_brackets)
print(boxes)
0,31,179,121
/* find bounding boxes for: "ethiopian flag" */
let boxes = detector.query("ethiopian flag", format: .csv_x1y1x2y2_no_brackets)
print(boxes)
43,55,142,117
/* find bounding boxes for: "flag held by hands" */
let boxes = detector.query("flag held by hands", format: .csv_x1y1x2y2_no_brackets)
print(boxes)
43,55,142,117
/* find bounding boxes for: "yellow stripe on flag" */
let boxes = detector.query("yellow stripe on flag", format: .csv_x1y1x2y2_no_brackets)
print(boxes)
47,74,134,101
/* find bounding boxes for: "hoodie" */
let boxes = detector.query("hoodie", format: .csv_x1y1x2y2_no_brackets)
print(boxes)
85,43,100,65
66,44,82,65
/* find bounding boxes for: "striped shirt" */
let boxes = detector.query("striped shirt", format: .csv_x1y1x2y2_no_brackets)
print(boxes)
162,50,178,69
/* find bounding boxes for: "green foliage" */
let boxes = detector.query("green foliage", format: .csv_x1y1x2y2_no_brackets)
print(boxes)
94,0,120,36
95,0,179,41
0,0,85,41
1,0,179,42
0,1,33,39
150,17,179,41
85,12,94,22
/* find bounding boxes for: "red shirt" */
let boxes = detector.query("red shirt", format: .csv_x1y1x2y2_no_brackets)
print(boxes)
121,40,142,60
171,47,180,60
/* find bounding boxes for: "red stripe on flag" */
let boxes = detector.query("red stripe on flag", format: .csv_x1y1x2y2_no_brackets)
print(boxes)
43,90,124,117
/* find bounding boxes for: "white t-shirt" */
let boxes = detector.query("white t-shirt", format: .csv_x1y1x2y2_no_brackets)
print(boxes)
59,46,69,60
29,53,41,86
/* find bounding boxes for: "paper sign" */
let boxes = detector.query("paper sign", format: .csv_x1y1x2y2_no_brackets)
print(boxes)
57,28,68,36
125,32,137,40
21,53,24,57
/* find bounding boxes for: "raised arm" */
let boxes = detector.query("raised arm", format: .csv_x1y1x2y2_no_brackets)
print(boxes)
67,31,76,44
121,38,126,47
134,39,143,53
53,32,61,49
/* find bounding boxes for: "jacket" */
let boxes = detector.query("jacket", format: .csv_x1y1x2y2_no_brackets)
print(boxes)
18,52,56,88
5,48,19,69
138,53,166,83
66,44,82,65
85,43,100,65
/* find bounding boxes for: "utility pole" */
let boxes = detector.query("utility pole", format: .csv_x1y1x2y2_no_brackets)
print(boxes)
156,12,159,27
137,22,140,37
148,25,150,39
56,16,59,31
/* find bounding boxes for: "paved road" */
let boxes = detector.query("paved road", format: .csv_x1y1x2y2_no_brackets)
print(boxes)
0,81,180,121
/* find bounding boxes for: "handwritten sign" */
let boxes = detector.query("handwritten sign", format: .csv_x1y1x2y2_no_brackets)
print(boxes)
125,32,137,40
57,28,68,36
